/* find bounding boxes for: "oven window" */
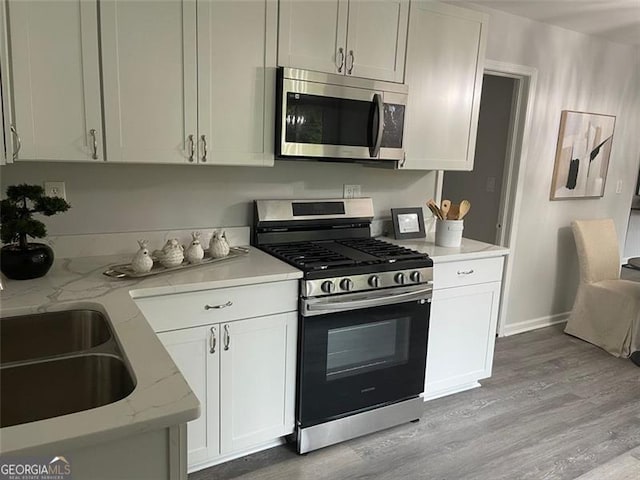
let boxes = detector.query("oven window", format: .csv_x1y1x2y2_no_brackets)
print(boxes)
285,92,374,147
326,317,410,381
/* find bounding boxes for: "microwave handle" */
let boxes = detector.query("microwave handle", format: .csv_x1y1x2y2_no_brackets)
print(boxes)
370,93,384,158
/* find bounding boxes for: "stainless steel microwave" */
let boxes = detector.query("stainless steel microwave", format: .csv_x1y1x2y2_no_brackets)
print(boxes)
276,67,408,163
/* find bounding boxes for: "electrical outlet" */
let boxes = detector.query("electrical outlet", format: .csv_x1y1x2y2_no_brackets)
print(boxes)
343,184,361,199
44,181,67,200
615,180,623,194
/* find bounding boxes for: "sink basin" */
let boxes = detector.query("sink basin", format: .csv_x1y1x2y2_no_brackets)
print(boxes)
0,309,136,427
1,354,135,428
0,310,112,363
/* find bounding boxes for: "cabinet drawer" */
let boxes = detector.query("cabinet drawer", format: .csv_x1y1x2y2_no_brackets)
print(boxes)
434,257,503,289
136,280,298,333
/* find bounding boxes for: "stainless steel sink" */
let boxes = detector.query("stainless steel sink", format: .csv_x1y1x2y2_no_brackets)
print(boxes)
1,354,135,428
0,309,136,428
1,310,112,363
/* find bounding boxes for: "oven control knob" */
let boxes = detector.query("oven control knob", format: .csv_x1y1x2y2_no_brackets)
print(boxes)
410,271,422,283
368,275,380,288
321,280,335,294
394,272,406,285
340,278,353,291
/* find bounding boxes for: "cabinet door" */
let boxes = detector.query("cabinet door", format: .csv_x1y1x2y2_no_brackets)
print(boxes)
197,0,276,166
219,312,297,454
0,0,9,165
278,0,348,75
345,0,408,82
403,1,487,170
101,0,197,163
7,0,102,161
425,282,500,400
158,325,219,465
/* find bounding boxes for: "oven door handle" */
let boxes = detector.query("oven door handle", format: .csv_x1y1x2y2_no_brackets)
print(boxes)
304,287,432,315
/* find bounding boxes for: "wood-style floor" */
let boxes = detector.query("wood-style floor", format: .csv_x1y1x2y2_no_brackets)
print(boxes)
191,323,640,480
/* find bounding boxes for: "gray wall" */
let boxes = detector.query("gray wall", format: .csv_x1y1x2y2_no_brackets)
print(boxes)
458,3,640,329
0,161,436,235
443,74,515,244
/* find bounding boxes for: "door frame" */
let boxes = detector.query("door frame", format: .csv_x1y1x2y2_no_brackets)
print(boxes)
437,61,537,337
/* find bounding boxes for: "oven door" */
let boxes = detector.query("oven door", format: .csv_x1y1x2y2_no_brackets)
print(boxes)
298,286,430,428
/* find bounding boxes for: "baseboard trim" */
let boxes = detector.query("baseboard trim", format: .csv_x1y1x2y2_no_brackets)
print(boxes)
502,312,570,336
188,438,287,474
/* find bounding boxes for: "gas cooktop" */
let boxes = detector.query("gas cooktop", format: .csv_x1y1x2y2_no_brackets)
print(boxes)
260,238,429,272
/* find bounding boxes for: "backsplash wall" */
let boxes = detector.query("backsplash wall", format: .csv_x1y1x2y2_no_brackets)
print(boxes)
0,160,437,235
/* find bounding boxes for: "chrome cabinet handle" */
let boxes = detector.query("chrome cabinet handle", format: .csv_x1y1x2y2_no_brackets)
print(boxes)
187,134,195,162
89,129,98,159
400,153,406,168
347,50,354,74
204,300,233,310
10,125,21,160
223,325,230,351
457,269,475,275
201,135,207,162
336,47,345,73
209,326,216,354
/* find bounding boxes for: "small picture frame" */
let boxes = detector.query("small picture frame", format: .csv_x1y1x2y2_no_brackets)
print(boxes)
391,207,426,239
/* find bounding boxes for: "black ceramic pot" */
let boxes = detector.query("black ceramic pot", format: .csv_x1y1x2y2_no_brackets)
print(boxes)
1,243,54,280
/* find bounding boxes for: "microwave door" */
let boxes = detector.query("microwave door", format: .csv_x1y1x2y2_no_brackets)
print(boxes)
280,79,377,160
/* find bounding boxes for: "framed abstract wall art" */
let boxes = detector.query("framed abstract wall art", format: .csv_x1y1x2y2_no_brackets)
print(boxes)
550,110,616,200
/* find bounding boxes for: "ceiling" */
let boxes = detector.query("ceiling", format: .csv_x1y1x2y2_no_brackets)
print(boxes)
469,1,640,46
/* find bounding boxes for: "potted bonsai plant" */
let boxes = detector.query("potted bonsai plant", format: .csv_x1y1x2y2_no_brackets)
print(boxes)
1,184,71,280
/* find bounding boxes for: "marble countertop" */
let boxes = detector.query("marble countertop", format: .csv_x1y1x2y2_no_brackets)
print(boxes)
381,235,509,262
0,247,302,455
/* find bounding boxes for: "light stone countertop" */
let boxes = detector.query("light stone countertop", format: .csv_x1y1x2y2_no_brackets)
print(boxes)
0,247,302,455
381,235,509,262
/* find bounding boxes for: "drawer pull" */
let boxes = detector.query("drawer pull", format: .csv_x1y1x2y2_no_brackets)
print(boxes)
204,301,233,310
457,269,475,275
209,327,216,354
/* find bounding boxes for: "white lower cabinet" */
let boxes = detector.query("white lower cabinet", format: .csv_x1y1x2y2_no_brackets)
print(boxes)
424,256,504,400
158,325,219,465
147,287,297,471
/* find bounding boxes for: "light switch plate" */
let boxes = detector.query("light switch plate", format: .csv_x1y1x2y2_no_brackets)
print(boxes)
44,181,66,200
615,180,623,194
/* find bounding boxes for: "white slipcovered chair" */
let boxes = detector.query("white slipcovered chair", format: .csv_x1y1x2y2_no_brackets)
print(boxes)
565,218,640,360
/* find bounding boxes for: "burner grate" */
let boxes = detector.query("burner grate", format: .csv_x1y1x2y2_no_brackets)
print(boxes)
337,238,426,262
261,242,356,270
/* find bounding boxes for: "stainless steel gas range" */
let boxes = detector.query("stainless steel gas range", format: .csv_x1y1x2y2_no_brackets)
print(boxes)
253,198,433,453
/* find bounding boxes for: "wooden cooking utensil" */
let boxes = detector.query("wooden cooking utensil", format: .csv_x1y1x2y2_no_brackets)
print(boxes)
458,200,471,220
447,204,460,220
427,199,444,220
440,200,451,219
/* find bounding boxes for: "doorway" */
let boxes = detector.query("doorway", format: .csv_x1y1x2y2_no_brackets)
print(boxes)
442,74,517,244
438,61,538,336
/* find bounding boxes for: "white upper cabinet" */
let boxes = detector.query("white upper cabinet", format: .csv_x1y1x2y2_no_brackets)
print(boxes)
197,0,276,166
345,0,408,83
402,1,488,170
278,0,408,82
100,0,197,164
0,0,10,165
278,0,348,76
6,0,103,161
